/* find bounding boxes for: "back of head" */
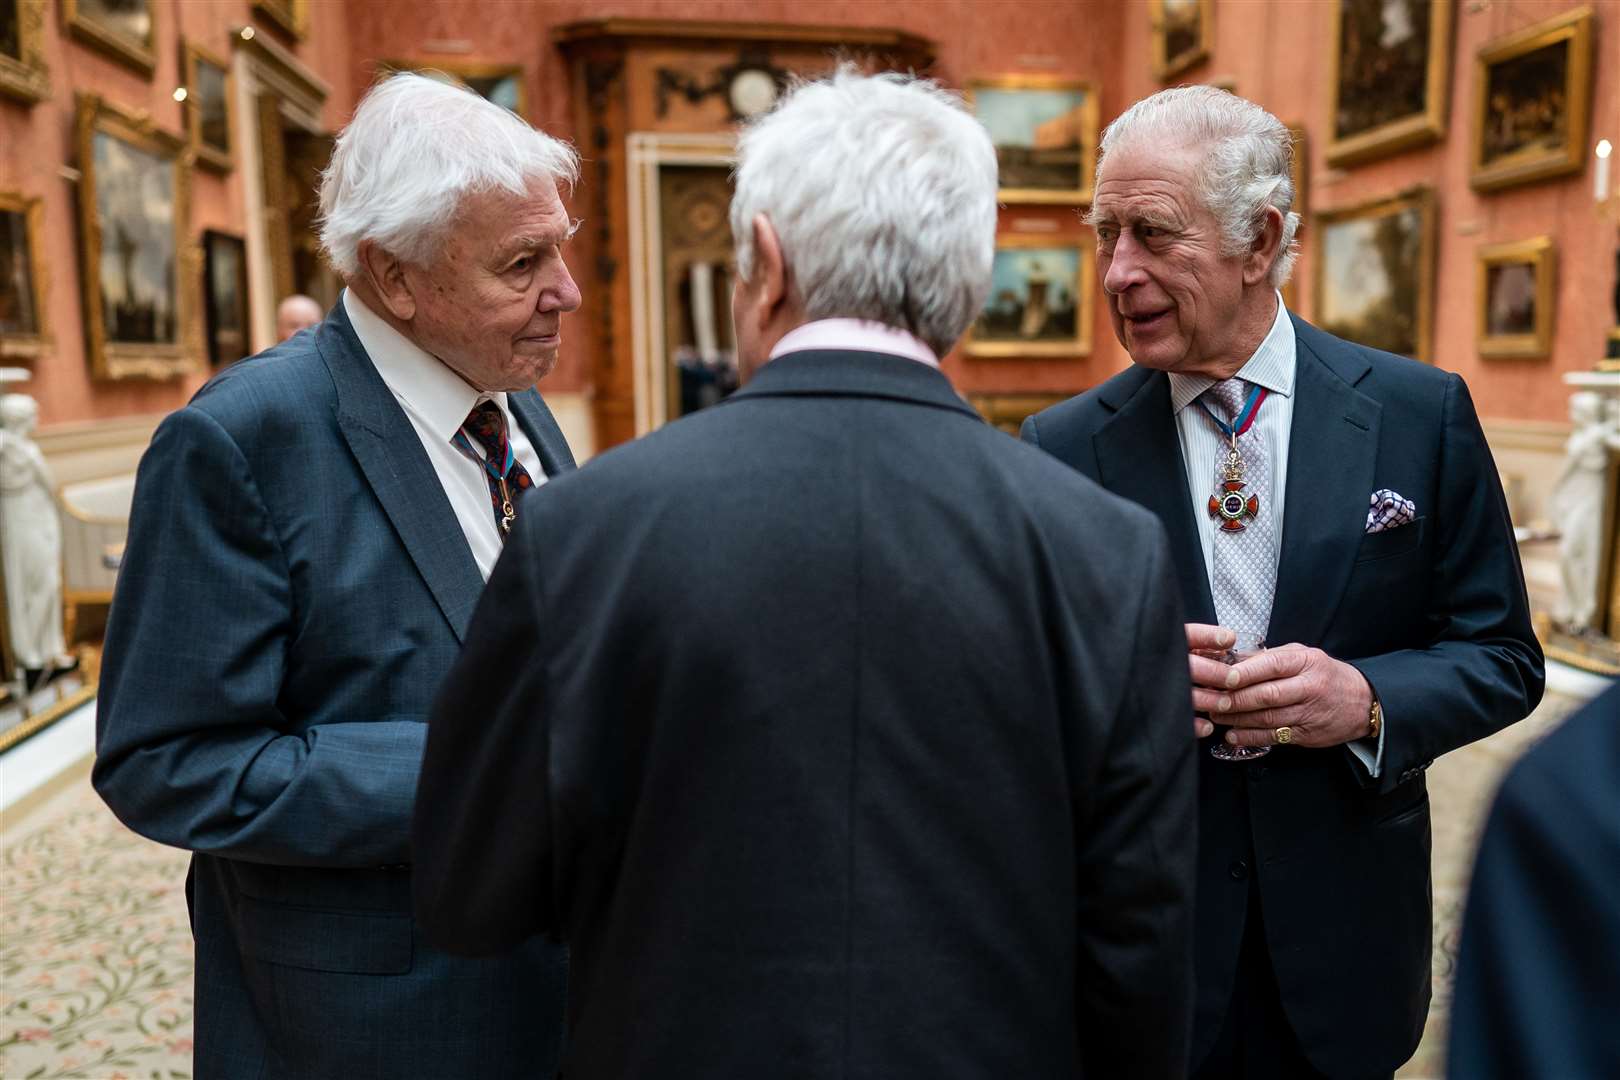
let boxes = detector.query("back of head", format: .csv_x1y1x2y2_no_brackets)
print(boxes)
318,72,579,276
730,67,999,357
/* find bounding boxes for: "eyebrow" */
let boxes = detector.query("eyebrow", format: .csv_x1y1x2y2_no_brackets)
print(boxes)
499,220,584,260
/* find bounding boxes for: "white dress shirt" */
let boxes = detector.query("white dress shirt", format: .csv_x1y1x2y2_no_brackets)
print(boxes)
1167,294,1383,775
343,290,546,582
770,318,940,367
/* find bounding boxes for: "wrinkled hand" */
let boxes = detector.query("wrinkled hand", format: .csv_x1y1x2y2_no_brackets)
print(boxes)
1197,643,1373,749
1185,623,1235,738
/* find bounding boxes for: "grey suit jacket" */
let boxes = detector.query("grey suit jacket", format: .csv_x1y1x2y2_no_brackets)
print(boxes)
94,300,573,1079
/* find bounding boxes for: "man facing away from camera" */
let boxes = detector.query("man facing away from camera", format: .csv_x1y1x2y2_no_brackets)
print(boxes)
412,67,1198,1079
93,73,580,1078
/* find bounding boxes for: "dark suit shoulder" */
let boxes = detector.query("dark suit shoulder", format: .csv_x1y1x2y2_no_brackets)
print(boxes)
1293,315,1453,397
1026,365,1154,439
185,336,338,439
1494,685,1620,832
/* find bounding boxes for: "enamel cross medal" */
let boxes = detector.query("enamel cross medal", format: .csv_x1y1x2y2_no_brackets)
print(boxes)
1199,383,1268,534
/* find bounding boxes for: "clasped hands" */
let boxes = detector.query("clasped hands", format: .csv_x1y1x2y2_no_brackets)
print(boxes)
1186,624,1372,750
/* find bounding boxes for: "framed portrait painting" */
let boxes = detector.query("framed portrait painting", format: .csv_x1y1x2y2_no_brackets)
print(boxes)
1151,0,1213,81
202,231,249,367
967,78,1098,204
183,39,234,172
75,93,199,380
1470,7,1593,193
1476,237,1555,358
62,0,154,76
965,234,1094,358
1314,187,1436,363
1326,0,1452,167
0,191,48,360
0,0,49,103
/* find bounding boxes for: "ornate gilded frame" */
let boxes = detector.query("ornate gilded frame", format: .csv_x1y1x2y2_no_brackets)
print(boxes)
1313,186,1437,363
0,191,49,360
183,38,235,173
62,0,155,77
967,76,1098,205
75,93,200,380
253,0,306,41
1469,6,1593,193
0,0,49,102
1150,0,1213,81
1325,0,1452,167
379,59,528,118
1475,237,1555,359
964,231,1095,359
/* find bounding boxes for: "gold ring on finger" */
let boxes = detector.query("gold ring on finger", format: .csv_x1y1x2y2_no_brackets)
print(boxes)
1273,726,1293,745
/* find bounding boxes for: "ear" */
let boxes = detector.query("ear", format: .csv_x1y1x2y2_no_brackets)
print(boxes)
748,213,789,322
356,239,417,321
1243,205,1285,289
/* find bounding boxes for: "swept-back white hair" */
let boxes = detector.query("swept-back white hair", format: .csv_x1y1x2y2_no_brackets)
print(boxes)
730,66,998,357
1093,86,1300,288
319,72,579,276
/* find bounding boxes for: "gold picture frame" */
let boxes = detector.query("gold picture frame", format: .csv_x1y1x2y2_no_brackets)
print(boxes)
1326,0,1452,168
0,0,50,102
1313,186,1437,363
1151,0,1213,81
1476,237,1555,359
253,0,307,41
183,39,235,173
967,76,1098,205
0,190,49,360
379,59,527,118
75,93,200,380
965,232,1094,358
62,0,155,77
1469,6,1594,193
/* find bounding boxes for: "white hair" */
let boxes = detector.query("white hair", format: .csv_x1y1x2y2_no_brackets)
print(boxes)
730,67,999,357
318,73,579,276
1093,86,1300,288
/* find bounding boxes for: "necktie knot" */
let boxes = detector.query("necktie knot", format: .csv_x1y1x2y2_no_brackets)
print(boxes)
451,400,534,539
461,400,510,463
1204,378,1250,422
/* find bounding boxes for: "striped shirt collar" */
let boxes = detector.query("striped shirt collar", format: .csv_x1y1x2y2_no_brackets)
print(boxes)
1167,292,1295,414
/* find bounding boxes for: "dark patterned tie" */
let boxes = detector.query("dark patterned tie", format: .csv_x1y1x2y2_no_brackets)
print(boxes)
451,400,534,539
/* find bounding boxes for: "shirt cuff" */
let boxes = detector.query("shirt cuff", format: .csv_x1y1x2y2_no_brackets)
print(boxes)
1347,711,1386,778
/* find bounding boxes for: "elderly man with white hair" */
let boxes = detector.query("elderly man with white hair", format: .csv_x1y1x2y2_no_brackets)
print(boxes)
1023,86,1542,1079
94,73,580,1078
412,67,1197,1078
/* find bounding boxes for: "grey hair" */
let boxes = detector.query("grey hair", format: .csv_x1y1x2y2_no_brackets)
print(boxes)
730,66,999,357
1093,86,1300,288
318,72,579,276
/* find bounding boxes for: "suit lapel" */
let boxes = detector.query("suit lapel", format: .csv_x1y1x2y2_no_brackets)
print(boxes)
1093,372,1216,624
1267,324,1380,646
508,389,577,477
317,303,485,643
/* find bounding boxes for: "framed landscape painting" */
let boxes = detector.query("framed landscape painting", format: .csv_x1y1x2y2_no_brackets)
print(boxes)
0,191,47,359
1314,187,1436,362
1476,237,1555,358
1151,0,1212,81
965,234,1093,358
1326,0,1451,167
1470,7,1593,193
967,78,1098,204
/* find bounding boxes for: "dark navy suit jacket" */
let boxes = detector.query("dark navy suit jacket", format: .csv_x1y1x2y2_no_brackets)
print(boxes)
1022,315,1544,1077
94,300,573,1078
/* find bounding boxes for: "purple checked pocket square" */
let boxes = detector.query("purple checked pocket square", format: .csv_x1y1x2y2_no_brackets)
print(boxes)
1366,489,1416,533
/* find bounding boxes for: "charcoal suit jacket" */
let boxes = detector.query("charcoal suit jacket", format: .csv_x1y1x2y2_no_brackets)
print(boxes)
413,349,1199,1079
1020,314,1544,1077
93,299,573,1079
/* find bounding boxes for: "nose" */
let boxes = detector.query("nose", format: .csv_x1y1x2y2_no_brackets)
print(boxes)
1102,231,1149,297
541,257,582,314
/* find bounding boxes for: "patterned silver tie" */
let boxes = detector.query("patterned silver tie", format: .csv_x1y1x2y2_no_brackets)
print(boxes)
1204,378,1276,643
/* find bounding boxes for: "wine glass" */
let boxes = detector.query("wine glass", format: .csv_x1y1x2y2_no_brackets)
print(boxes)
1207,633,1269,762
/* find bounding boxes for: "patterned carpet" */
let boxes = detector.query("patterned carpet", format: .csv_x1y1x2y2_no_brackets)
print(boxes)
0,689,1589,1080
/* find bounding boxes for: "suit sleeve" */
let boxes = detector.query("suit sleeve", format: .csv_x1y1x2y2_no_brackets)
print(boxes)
92,405,427,867
1072,520,1197,1079
413,516,556,955
1349,374,1544,793
1019,414,1042,448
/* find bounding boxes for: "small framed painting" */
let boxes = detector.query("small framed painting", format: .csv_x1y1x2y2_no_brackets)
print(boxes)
965,234,1094,358
202,231,250,367
0,191,48,359
1326,0,1452,167
1470,7,1594,193
183,40,234,173
1313,186,1436,363
62,0,154,76
1151,0,1213,81
0,0,50,103
1476,237,1555,359
967,77,1098,205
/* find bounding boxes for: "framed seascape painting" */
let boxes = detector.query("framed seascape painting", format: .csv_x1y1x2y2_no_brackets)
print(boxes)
1326,0,1451,167
1470,7,1593,193
184,39,234,173
1476,237,1555,359
75,93,199,380
203,230,249,367
1314,187,1436,363
382,61,525,117
0,191,48,360
967,78,1098,204
965,234,1094,358
1151,0,1213,81
62,0,155,76
0,0,49,102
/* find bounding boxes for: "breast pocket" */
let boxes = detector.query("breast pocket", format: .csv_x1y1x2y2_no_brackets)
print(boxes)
1354,515,1426,563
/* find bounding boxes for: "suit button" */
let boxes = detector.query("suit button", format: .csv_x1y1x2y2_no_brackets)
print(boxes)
1228,859,1249,880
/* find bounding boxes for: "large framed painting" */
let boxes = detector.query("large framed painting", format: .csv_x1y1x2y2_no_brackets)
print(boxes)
967,78,1098,205
965,233,1094,358
1314,187,1436,363
0,0,49,102
253,0,307,41
1151,0,1213,81
202,230,249,367
1476,237,1555,359
75,93,199,380
1470,7,1593,193
183,39,234,173
0,191,48,360
62,0,155,76
1326,0,1452,167
381,60,526,117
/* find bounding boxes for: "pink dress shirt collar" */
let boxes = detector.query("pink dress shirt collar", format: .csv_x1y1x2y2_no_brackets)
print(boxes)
768,319,939,368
